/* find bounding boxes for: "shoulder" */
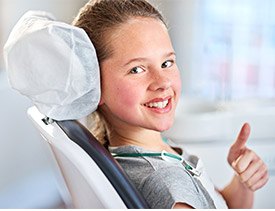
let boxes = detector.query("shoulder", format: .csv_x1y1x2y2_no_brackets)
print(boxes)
141,165,198,191
139,165,204,209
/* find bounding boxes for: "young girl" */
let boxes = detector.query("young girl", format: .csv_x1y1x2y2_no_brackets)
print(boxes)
72,0,269,208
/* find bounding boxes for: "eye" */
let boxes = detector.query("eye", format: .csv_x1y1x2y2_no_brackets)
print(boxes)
161,60,174,69
130,66,144,74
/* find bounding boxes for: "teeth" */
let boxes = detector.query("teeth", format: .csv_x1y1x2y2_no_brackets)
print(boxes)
146,100,168,108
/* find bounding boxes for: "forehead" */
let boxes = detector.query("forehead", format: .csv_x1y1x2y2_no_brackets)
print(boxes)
106,17,173,60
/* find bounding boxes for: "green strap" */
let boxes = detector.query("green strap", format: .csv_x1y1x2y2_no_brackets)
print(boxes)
112,152,182,161
112,151,201,176
162,137,169,143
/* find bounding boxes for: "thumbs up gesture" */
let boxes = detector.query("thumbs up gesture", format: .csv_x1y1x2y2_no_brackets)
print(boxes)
227,123,269,191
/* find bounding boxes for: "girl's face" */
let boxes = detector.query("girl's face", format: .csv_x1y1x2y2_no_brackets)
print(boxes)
99,17,182,132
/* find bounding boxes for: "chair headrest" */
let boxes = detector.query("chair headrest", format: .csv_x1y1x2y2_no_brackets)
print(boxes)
4,11,100,120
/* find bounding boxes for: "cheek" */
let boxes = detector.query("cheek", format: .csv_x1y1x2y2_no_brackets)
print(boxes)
118,88,136,106
105,80,143,121
116,81,141,107
105,78,141,108
172,71,182,99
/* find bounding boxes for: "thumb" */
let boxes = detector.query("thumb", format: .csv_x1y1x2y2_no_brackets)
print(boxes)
227,123,251,165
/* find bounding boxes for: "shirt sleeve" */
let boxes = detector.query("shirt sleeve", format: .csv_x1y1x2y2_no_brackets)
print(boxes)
138,165,206,209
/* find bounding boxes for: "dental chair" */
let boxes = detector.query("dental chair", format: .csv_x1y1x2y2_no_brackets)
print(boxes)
27,107,148,209
4,11,148,209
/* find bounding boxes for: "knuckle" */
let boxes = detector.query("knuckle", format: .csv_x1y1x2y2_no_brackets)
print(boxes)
261,163,268,173
250,185,256,191
246,148,252,153
246,181,254,190
264,163,268,171
258,158,263,165
254,155,260,162
247,149,255,157
239,172,248,183
246,179,252,187
235,163,244,173
232,160,238,169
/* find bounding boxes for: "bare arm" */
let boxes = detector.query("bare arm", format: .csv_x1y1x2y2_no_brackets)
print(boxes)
173,202,193,209
220,175,254,208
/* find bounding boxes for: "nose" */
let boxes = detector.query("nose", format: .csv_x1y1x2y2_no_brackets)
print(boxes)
148,70,172,91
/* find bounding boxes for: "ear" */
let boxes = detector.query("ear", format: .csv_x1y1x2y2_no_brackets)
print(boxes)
98,97,104,106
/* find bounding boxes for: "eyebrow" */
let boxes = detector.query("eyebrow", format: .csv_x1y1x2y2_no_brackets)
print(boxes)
123,51,176,67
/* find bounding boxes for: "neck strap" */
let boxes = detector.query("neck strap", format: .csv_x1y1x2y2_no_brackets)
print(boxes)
112,150,201,177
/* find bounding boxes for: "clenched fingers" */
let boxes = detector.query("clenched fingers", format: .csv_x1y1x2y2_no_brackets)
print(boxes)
232,149,269,191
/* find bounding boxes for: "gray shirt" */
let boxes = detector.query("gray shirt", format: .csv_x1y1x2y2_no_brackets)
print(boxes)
109,144,225,209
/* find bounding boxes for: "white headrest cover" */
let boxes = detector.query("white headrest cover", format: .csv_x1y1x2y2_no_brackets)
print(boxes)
4,11,100,120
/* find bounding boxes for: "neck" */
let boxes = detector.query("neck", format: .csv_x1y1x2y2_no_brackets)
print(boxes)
109,127,165,151
99,106,175,153
109,127,178,153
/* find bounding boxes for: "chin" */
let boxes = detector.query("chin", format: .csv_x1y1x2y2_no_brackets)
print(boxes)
154,122,174,132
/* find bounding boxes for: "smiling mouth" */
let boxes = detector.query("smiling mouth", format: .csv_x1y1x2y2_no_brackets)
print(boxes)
144,99,169,109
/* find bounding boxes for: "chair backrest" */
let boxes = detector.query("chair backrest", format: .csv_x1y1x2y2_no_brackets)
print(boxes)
27,106,148,209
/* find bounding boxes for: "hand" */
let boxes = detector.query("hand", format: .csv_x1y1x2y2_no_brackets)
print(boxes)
227,123,269,191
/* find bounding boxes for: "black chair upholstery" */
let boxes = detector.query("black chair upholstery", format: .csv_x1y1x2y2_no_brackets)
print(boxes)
56,120,149,209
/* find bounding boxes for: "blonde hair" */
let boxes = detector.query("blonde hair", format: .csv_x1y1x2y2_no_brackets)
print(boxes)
85,110,111,147
72,0,165,146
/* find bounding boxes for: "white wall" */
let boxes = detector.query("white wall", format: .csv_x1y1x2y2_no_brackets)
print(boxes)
0,72,63,208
